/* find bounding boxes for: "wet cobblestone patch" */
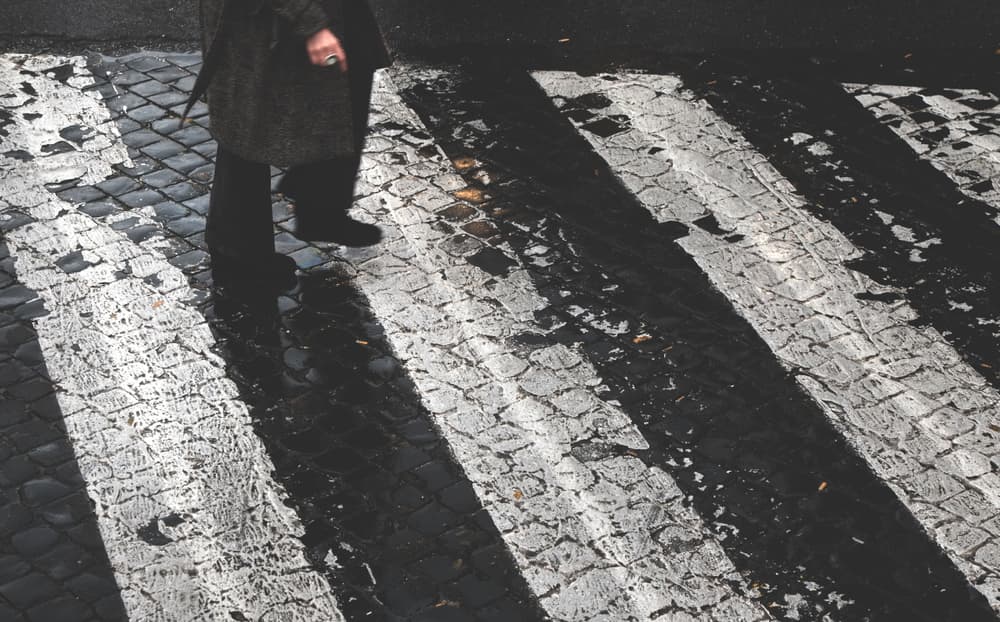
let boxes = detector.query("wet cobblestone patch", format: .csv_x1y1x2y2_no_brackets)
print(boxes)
392,63,997,621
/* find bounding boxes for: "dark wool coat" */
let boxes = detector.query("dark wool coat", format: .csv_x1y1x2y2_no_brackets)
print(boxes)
198,0,391,166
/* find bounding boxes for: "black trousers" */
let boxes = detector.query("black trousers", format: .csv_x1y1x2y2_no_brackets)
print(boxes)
206,69,375,258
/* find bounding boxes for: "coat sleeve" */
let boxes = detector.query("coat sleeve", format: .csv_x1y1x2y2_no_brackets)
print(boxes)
262,0,341,38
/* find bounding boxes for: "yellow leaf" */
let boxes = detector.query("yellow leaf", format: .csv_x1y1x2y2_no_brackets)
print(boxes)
356,340,369,346
152,299,164,309
453,156,477,170
633,334,652,344
513,489,524,501
454,188,487,203
818,481,828,492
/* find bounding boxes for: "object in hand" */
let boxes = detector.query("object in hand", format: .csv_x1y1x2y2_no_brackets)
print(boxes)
323,54,339,68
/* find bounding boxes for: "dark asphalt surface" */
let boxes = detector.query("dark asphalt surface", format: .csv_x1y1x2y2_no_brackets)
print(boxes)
2,0,999,55
1,0,197,53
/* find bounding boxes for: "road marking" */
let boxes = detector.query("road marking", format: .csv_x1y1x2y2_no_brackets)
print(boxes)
533,69,1000,611
845,83,1000,227
0,54,345,621
345,67,771,621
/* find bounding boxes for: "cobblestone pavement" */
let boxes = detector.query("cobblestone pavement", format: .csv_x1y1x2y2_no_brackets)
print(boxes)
1,47,1000,622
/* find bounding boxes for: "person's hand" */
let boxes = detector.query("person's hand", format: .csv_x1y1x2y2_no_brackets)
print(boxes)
306,28,349,73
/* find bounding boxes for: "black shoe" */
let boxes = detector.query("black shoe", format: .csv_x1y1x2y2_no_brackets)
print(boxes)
295,216,383,247
279,173,382,247
211,251,297,290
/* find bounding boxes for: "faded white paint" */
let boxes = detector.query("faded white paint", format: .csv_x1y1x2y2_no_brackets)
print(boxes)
534,70,1000,611
346,67,771,621
0,54,344,622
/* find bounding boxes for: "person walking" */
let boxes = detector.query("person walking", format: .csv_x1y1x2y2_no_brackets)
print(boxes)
187,0,392,286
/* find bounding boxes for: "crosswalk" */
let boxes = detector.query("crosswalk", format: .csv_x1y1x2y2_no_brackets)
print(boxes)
2,51,1000,621
535,69,1000,609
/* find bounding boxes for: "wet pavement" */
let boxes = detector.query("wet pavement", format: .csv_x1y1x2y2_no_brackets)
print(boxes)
1,45,1000,622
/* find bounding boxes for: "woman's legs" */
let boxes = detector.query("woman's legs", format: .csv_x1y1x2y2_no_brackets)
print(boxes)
207,144,296,286
281,69,380,246
206,143,275,259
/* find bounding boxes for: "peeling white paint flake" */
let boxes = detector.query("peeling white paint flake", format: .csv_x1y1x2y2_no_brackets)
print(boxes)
789,132,813,146
0,54,344,622
339,66,771,621
534,69,1000,612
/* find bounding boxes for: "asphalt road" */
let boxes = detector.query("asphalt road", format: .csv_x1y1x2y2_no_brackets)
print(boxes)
2,0,999,55
1,0,197,52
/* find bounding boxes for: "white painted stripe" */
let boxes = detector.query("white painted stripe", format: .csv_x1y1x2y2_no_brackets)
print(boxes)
0,54,344,621
533,70,1000,611
845,83,1000,226
345,67,770,621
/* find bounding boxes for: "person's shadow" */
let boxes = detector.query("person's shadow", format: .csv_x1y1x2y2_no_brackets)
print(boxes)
205,268,544,621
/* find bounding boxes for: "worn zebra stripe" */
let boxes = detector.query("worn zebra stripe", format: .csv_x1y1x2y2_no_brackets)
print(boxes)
0,53,344,621
344,67,770,621
534,69,1000,612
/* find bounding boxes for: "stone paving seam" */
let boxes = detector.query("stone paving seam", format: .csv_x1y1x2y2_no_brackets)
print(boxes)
533,69,1000,612
341,67,773,621
0,53,346,621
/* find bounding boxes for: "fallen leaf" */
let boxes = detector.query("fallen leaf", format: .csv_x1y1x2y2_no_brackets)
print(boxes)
513,489,524,501
990,424,1000,433
903,52,913,59
127,414,135,426
152,299,164,309
818,481,828,492
675,395,686,402
982,362,993,369
356,340,369,346
454,188,487,203
558,38,571,43
453,156,477,170
633,334,652,344
706,79,718,86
